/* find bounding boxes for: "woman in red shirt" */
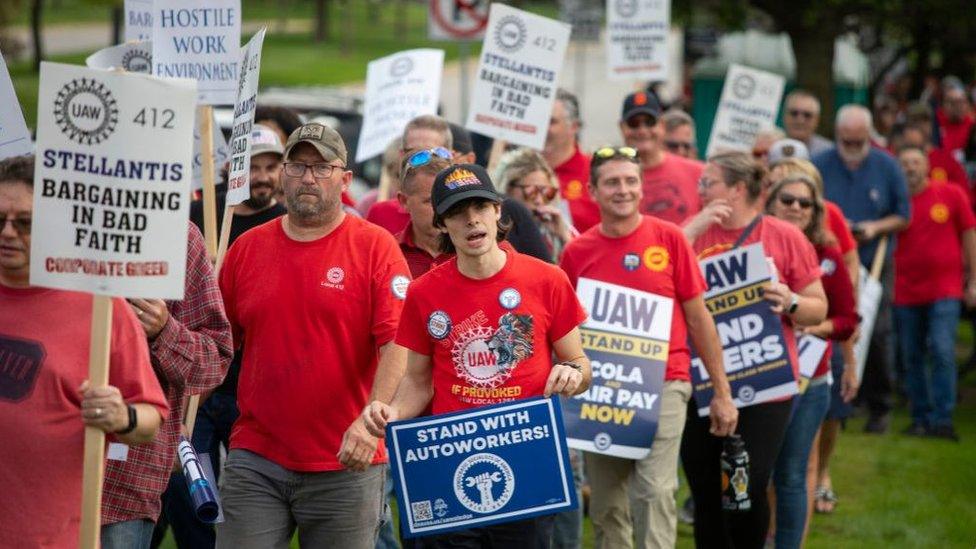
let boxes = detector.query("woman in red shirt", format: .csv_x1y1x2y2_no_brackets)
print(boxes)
682,151,827,549
766,174,859,548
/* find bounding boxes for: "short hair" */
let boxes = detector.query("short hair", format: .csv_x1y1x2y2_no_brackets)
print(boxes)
896,144,928,159
432,199,510,254
402,115,452,150
708,151,766,202
836,104,873,130
555,88,581,127
399,154,451,195
769,158,825,193
589,148,641,186
766,174,830,246
753,127,786,145
905,101,933,124
785,89,822,113
448,122,474,154
0,155,34,187
493,148,558,196
254,105,302,137
662,109,694,135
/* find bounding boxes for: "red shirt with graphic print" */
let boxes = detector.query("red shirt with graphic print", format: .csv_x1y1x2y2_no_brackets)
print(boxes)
396,248,587,414
641,153,703,225
553,147,601,232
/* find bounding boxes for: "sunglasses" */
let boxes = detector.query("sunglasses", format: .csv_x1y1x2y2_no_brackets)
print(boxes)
664,140,693,152
787,109,816,119
0,216,31,236
405,147,452,169
594,146,638,159
625,116,657,129
514,184,558,202
777,193,813,209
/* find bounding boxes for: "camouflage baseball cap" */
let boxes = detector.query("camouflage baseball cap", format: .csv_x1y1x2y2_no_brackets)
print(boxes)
283,122,347,164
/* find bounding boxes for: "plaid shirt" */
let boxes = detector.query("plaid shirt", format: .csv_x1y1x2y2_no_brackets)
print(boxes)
102,222,233,524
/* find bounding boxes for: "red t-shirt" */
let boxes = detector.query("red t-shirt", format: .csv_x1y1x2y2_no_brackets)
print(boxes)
824,200,856,255
366,198,411,235
396,248,586,414
937,110,974,155
553,147,601,232
894,182,976,305
219,215,411,471
927,147,974,205
560,216,706,381
641,152,703,225
693,216,822,379
0,288,167,547
812,244,859,378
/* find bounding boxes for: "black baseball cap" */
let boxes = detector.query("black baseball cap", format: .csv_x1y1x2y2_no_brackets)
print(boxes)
431,163,502,216
621,90,664,122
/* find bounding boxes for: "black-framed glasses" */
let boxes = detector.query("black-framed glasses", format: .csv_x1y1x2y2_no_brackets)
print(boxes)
282,162,344,179
697,177,721,191
0,216,31,236
406,147,452,169
777,193,814,209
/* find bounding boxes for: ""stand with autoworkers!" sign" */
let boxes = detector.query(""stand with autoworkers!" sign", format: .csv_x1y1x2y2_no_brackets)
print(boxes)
226,28,266,205
0,48,32,161
387,397,576,538
690,243,797,416
31,62,196,298
705,63,785,156
606,0,671,81
355,48,444,163
563,278,673,459
465,4,570,150
152,0,241,105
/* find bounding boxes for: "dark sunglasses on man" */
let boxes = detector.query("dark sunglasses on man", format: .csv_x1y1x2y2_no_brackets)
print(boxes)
664,140,693,154
0,216,31,236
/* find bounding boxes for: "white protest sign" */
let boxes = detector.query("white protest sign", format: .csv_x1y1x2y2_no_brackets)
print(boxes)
797,334,829,392
31,62,196,298
706,64,785,157
125,0,153,42
355,49,444,163
86,41,153,74
191,108,229,191
466,4,570,150
226,29,266,206
0,48,32,160
855,266,883,380
606,0,671,81
428,0,489,41
153,0,241,105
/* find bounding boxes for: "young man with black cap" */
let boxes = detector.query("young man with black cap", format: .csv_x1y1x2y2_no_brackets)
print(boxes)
362,163,591,548
619,91,704,225
216,122,412,548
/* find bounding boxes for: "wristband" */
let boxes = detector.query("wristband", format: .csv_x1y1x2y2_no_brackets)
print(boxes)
115,405,138,435
556,361,583,373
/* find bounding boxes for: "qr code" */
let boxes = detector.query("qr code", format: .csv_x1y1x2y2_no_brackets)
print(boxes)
412,500,433,521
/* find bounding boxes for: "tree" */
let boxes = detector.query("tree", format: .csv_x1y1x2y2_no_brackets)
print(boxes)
314,0,329,43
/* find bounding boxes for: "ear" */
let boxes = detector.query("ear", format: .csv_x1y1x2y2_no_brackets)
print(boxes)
396,191,408,208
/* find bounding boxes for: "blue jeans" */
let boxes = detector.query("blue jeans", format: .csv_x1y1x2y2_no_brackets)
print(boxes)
102,519,155,549
375,465,399,549
161,392,240,548
550,450,583,548
773,381,830,549
894,299,961,427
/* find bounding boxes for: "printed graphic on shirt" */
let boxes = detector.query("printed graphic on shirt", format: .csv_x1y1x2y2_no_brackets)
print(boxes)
930,203,950,224
428,310,452,339
322,266,346,290
642,246,669,272
642,182,688,220
623,253,640,271
820,258,836,276
498,288,521,310
565,180,584,200
0,335,46,402
392,275,410,300
451,312,534,392
931,167,948,181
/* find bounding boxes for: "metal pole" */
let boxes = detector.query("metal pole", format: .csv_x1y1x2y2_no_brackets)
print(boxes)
459,41,470,122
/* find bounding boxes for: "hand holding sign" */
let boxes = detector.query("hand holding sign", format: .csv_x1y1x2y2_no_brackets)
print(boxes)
78,380,129,433
763,281,793,314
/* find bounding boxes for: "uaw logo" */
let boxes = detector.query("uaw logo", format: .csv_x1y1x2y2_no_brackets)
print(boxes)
623,253,640,272
498,288,521,310
391,275,410,300
737,384,756,403
494,15,527,53
390,56,414,78
453,453,516,514
452,313,534,388
0,335,46,402
321,266,346,290
731,74,756,100
121,49,152,74
615,0,638,18
444,168,481,190
54,77,119,145
594,432,612,451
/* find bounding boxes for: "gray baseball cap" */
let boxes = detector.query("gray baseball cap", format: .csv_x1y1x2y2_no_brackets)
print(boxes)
283,122,347,164
250,124,283,158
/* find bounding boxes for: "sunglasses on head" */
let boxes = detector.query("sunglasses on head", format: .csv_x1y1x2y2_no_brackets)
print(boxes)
594,146,638,159
405,147,452,169
515,184,558,202
777,192,813,209
0,215,31,236
788,109,815,119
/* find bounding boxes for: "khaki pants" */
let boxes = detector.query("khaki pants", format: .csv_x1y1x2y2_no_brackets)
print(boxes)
586,381,691,549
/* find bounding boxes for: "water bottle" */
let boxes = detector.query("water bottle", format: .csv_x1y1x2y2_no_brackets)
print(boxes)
721,434,752,512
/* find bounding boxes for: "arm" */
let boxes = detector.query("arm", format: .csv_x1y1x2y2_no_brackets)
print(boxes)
683,295,738,436
765,279,828,327
854,214,909,241
79,381,163,445
802,252,858,341
682,199,731,242
839,338,860,403
962,228,976,307
843,249,860,297
363,348,436,439
544,327,591,397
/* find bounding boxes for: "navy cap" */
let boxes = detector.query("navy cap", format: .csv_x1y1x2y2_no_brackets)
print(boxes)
621,90,664,122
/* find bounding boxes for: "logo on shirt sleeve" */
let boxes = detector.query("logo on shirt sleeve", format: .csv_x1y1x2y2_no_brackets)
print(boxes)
0,335,46,402
428,311,452,340
820,258,836,276
930,203,950,224
642,246,670,272
391,275,410,300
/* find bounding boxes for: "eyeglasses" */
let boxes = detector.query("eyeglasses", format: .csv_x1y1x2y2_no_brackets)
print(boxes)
514,184,558,202
697,177,721,191
594,146,638,159
840,138,867,148
664,140,693,153
405,147,452,169
777,193,814,209
0,216,31,236
787,109,816,119
625,116,657,129
282,162,345,179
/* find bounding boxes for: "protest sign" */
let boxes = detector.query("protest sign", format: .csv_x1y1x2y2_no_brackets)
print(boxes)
705,64,785,157
797,334,828,393
387,397,576,538
465,4,570,150
428,0,489,41
226,28,266,206
563,278,672,459
690,243,798,416
559,0,602,42
125,0,153,42
86,41,153,74
191,108,230,191
152,0,241,105
31,62,196,299
606,0,671,81
355,49,444,163
0,48,33,160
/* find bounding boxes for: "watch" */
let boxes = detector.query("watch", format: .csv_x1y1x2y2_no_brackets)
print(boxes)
787,293,799,315
115,405,138,435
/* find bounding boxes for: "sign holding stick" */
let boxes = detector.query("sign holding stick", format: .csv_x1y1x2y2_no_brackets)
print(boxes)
854,236,888,379
606,0,671,81
0,48,33,161
706,64,785,157
199,108,218,258
465,4,570,150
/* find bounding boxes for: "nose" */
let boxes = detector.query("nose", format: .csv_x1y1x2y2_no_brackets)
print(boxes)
0,218,18,237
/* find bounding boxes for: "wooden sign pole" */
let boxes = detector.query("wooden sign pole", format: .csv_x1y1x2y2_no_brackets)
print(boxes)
79,295,113,549
486,139,507,175
869,235,888,281
200,106,218,260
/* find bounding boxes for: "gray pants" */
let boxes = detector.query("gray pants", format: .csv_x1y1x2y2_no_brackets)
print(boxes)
216,449,384,549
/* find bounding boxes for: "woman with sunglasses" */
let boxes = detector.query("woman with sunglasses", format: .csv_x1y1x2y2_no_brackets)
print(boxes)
681,151,827,549
495,148,577,261
765,174,858,548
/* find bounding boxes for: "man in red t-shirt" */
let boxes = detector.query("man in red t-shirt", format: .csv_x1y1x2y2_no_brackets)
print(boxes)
559,147,737,548
0,155,168,547
898,123,973,203
217,123,412,548
937,87,975,157
543,88,601,232
893,146,976,441
363,163,591,545
619,91,704,225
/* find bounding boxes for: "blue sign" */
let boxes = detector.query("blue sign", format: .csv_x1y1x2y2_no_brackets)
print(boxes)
386,397,577,538
563,278,673,459
690,243,798,416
